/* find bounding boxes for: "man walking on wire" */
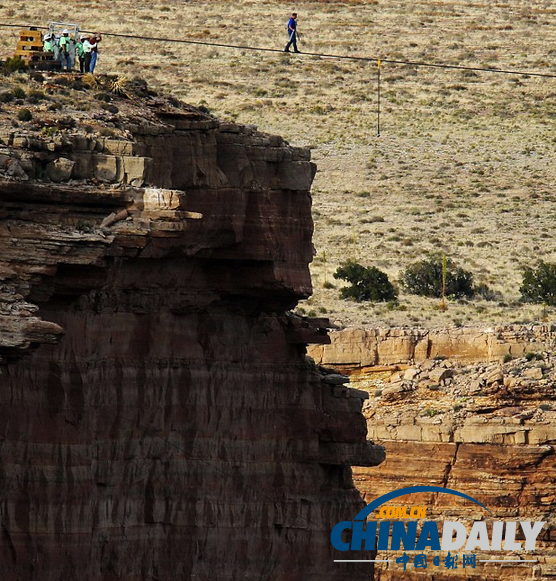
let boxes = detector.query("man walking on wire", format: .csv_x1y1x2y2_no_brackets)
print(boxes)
284,13,300,53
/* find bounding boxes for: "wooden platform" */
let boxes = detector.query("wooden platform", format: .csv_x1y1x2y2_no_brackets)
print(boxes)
14,29,59,69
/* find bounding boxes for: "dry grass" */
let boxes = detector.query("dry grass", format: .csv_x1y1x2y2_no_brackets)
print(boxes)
3,0,556,327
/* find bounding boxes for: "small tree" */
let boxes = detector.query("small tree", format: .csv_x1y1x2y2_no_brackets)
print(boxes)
334,261,397,302
520,261,556,305
3,56,28,74
17,108,32,122
401,255,475,299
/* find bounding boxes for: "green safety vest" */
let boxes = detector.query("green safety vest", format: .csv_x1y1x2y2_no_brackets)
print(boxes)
59,36,70,53
43,40,54,52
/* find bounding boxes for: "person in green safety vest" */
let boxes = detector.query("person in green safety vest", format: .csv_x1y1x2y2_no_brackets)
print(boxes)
59,29,71,70
82,36,93,73
75,35,86,73
43,33,54,53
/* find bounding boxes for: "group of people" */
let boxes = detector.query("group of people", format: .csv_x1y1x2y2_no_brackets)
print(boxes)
40,15,295,73
43,30,102,73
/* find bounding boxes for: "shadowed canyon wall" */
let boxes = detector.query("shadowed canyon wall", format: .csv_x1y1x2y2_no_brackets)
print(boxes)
0,104,384,580
311,327,556,580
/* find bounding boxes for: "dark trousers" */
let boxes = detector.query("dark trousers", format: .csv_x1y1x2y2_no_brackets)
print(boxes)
78,56,86,73
84,53,92,73
285,31,298,52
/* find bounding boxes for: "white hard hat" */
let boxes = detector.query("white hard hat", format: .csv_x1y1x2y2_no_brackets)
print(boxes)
44,33,51,40
62,29,69,34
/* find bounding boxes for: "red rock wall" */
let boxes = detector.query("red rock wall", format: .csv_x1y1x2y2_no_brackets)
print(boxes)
0,115,384,580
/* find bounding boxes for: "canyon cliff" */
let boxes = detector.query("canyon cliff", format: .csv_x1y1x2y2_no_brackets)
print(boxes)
0,75,384,580
311,327,556,580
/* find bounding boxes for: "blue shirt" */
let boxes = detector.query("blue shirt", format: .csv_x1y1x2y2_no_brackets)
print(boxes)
287,17,297,33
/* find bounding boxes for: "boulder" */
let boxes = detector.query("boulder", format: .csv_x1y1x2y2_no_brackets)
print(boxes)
524,367,544,380
428,367,454,383
46,157,75,182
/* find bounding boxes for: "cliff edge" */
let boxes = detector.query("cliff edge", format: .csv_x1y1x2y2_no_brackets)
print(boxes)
0,73,384,580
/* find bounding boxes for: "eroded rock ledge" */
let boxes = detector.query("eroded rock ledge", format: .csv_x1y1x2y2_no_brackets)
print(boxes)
0,93,384,581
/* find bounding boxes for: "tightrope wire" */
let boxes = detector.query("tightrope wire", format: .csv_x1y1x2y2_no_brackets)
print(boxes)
3,21,556,79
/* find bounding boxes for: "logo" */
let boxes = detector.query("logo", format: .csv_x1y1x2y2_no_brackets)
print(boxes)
331,486,545,571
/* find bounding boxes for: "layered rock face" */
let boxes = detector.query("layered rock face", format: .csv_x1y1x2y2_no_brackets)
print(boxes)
310,327,556,580
309,325,556,370
0,103,384,580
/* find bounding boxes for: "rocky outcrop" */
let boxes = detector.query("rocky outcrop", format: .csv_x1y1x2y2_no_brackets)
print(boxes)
310,327,556,580
0,89,384,581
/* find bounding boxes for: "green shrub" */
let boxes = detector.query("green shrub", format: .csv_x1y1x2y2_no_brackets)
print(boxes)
12,86,27,99
334,261,397,302
400,254,475,298
0,91,13,103
27,89,47,104
76,220,95,232
520,261,556,305
3,56,28,73
40,126,58,137
474,282,501,301
17,108,32,121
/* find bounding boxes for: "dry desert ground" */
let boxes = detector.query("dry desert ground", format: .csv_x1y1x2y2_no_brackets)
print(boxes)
3,0,556,328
